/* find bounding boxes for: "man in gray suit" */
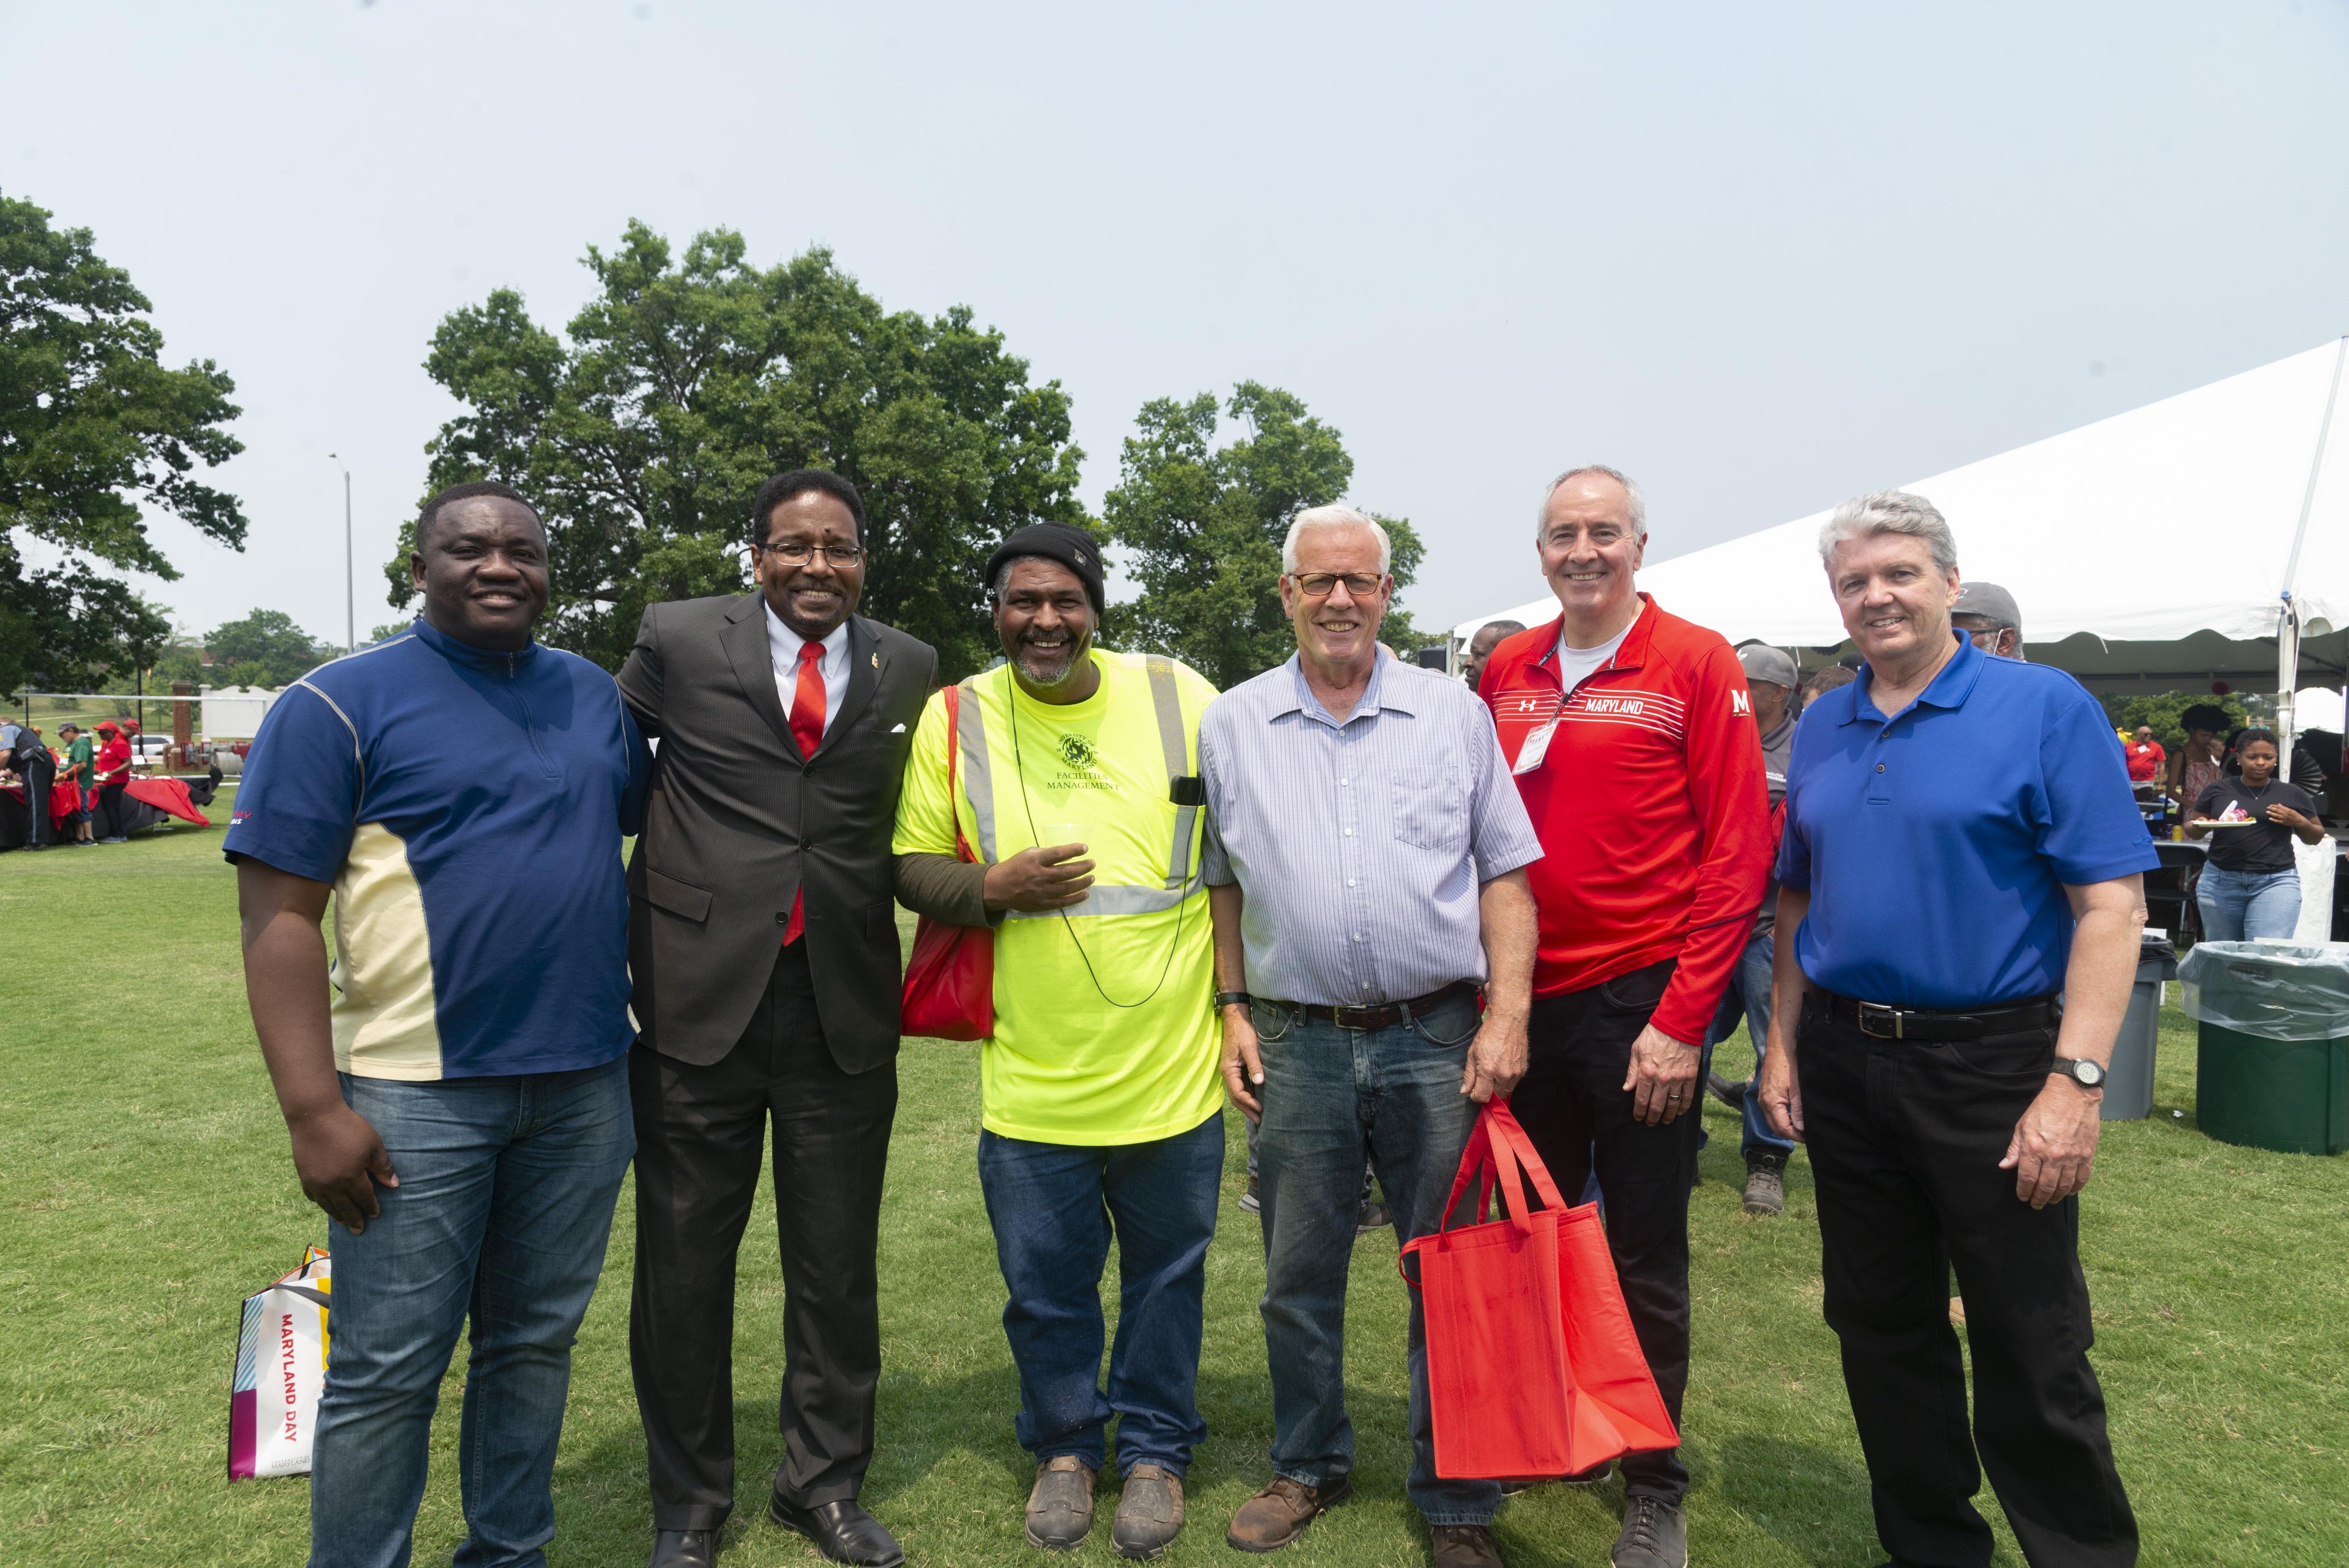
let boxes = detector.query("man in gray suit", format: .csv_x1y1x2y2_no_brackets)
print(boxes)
619,469,938,1568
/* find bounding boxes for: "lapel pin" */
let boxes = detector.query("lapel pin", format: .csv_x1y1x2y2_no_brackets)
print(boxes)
871,651,879,668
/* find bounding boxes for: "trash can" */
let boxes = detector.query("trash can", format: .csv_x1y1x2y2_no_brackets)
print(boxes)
2102,931,2179,1121
2177,941,2349,1156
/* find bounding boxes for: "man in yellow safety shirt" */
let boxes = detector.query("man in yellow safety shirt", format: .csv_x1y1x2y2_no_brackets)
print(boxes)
893,521,1220,1561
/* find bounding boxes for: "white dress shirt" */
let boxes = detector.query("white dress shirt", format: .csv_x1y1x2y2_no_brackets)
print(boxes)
763,603,850,741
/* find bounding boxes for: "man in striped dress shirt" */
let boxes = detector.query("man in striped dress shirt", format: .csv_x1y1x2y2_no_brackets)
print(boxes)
1199,505,1542,1568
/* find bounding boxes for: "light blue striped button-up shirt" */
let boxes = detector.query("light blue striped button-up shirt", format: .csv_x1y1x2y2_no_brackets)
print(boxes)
1199,650,1543,1007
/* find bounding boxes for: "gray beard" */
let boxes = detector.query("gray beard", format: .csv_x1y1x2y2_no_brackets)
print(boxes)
1014,637,1087,688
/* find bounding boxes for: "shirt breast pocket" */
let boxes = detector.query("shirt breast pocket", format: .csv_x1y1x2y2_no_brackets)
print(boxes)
1387,765,1468,853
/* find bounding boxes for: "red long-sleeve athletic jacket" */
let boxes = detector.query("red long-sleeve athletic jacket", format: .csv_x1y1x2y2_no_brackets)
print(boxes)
1477,594,1772,1045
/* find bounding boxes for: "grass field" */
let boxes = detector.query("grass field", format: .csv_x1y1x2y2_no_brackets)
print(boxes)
2,810,2345,1566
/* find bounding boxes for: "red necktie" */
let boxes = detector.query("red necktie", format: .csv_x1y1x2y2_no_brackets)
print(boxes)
782,639,828,946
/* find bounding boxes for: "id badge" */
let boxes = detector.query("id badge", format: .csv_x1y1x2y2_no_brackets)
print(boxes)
1512,712,1560,776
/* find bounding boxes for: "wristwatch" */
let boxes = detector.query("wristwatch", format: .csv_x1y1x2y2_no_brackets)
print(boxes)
2050,1056,2107,1090
1213,990,1252,1011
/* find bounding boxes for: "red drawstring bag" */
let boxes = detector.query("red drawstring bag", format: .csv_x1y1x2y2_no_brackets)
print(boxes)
898,684,994,1040
1399,1099,1678,1480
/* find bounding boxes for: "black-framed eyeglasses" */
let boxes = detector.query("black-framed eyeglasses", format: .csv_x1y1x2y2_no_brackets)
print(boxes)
1288,571,1386,598
758,541,865,567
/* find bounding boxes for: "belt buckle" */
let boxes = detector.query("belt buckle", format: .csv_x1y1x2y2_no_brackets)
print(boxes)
1858,1002,1906,1040
1332,1005,1375,1030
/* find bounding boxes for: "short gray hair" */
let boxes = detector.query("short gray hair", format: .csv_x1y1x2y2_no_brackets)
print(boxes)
1817,489,1958,575
1537,465,1647,540
1282,505,1391,574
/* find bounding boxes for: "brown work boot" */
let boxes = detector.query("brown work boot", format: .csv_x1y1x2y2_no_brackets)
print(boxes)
1110,1464,1184,1559
1226,1474,1352,1552
1025,1455,1096,1550
1431,1522,1507,1567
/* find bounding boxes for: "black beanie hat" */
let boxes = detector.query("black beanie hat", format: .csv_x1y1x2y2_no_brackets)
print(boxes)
983,522,1106,617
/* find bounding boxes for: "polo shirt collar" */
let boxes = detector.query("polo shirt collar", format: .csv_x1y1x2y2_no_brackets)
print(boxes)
1276,648,1410,727
1847,629,1984,724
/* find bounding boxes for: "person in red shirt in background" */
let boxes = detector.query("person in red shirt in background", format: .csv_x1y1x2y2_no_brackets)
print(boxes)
1478,465,1770,1568
2124,726,2164,785
91,720,134,843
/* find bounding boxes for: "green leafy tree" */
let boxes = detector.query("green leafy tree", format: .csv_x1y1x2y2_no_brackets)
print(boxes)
202,608,333,689
1100,382,1425,692
2100,691,2250,754
395,222,1087,678
0,193,245,693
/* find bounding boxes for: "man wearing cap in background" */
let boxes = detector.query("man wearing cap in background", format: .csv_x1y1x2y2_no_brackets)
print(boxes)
1700,645,1803,1215
58,723,97,845
1461,619,1525,692
1950,580,2023,660
894,521,1221,1560
91,720,132,843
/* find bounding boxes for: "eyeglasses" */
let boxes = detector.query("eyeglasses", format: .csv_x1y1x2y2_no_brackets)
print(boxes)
1289,572,1386,598
758,541,865,567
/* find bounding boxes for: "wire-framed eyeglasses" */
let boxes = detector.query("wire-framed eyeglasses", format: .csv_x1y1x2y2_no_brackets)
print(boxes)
758,541,865,567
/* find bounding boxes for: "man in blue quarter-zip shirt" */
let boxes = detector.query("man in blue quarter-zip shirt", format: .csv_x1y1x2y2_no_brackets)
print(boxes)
228,481,650,1568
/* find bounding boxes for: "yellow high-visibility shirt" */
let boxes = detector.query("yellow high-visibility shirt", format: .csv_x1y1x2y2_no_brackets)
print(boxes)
893,650,1222,1145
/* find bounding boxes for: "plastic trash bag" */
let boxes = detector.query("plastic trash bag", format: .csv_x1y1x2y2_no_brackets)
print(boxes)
2177,941,2349,1043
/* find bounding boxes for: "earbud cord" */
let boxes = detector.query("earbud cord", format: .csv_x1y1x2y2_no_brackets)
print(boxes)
1006,675,1193,1011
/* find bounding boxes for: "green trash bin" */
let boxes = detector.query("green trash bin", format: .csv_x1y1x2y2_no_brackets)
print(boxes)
2178,941,2349,1156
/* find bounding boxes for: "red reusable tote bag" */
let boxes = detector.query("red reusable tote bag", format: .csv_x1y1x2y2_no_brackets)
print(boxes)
898,684,995,1040
1399,1099,1678,1480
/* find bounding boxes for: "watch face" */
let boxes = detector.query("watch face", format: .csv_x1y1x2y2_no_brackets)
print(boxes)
2072,1059,2105,1086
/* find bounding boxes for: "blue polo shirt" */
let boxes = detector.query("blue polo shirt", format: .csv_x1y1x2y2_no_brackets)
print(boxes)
1776,633,2155,1009
224,619,650,1081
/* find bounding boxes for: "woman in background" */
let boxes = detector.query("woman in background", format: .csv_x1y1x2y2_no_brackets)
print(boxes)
2186,728,2324,939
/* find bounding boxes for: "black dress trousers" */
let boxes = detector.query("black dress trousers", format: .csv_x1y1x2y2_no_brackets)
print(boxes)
1797,993,2137,1568
629,938,900,1531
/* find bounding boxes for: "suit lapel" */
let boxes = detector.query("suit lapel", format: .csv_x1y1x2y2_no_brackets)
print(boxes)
721,595,798,762
816,617,887,759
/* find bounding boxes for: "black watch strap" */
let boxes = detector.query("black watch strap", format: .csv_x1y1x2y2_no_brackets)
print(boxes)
1214,990,1251,1010
2053,1056,2106,1089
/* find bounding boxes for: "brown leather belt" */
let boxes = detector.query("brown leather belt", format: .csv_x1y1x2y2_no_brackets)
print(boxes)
1823,991,2061,1042
1278,980,1481,1032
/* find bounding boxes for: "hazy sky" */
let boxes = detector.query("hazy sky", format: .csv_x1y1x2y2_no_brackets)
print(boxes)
6,1,2347,649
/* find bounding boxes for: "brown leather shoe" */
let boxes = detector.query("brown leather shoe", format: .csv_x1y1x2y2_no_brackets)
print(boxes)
1025,1456,1097,1550
1431,1523,1506,1567
1226,1474,1352,1552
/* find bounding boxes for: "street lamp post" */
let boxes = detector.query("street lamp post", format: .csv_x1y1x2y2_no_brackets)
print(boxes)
329,453,353,653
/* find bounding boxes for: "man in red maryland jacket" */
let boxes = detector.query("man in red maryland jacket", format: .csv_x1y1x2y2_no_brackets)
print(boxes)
1478,465,1769,1568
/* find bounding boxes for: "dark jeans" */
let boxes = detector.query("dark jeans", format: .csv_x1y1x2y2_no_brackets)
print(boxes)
1251,990,1501,1527
311,1060,634,1568
1798,994,2137,1567
1512,959,1695,1505
96,778,128,838
630,939,900,1530
1702,930,1797,1163
976,1113,1224,1477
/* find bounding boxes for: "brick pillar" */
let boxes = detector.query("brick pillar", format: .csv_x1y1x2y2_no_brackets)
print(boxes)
172,681,194,767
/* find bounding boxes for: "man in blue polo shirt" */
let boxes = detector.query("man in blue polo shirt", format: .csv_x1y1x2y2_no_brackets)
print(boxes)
229,481,649,1568
1757,491,2151,1568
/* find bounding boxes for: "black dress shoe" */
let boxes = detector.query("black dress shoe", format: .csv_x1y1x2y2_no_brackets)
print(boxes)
767,1493,904,1567
647,1528,717,1568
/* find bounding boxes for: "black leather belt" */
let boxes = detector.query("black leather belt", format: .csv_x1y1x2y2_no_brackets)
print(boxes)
1280,980,1480,1032
1824,991,2061,1042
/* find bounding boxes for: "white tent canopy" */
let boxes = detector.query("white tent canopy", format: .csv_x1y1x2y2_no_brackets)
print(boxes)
1456,339,2349,702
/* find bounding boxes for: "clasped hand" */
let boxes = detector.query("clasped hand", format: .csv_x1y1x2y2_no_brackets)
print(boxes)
982,842,1095,912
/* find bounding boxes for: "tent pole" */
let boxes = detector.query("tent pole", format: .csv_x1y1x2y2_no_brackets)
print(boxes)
2276,335,2346,759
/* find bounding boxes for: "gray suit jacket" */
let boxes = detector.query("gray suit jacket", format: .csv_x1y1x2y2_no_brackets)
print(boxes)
618,595,938,1070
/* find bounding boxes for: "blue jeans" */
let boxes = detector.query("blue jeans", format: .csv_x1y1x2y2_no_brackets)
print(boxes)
310,1059,634,1568
1251,991,1501,1527
976,1114,1224,1477
2196,864,2301,942
1703,930,1797,1163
